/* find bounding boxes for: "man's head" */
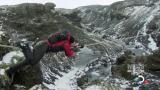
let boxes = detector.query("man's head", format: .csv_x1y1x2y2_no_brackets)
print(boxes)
70,36,75,43
70,36,84,49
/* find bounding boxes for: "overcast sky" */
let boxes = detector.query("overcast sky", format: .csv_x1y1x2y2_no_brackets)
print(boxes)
0,0,124,9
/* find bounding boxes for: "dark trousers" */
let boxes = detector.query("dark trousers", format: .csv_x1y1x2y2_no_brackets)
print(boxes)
6,41,48,75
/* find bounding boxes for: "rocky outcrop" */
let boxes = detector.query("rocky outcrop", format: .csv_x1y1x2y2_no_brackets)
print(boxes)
11,64,42,89
0,3,92,44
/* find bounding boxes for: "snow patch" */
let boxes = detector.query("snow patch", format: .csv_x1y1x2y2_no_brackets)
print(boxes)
21,38,27,41
0,69,5,75
84,67,89,72
29,84,43,90
85,85,102,90
134,40,145,50
0,31,5,39
148,35,158,50
54,67,80,90
13,59,18,64
2,51,24,64
43,82,55,89
0,25,2,30
0,61,2,65
43,67,82,90
91,71,100,76
0,31,4,36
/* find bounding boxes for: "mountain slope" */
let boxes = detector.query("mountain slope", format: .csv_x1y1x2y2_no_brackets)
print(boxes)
0,0,160,89
76,0,160,51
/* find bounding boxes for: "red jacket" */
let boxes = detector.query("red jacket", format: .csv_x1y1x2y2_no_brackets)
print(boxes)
47,40,75,57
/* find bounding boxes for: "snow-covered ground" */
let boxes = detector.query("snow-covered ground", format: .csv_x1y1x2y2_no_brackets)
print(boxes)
43,67,81,90
54,67,81,90
42,47,100,90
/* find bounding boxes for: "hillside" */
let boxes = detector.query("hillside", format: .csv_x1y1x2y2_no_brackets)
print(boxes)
0,0,160,89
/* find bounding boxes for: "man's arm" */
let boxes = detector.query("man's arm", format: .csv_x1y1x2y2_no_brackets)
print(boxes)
63,42,75,57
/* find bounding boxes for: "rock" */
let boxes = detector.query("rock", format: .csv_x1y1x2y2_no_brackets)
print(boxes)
0,50,42,89
77,75,89,89
1,3,91,44
45,2,56,10
11,64,42,89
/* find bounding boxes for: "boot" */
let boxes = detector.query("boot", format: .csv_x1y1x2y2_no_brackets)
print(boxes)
5,68,14,81
15,41,30,52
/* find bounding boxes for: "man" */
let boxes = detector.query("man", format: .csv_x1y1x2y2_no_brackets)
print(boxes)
5,31,82,80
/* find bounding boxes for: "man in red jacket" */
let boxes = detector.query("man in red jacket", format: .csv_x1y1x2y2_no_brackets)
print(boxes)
5,31,82,79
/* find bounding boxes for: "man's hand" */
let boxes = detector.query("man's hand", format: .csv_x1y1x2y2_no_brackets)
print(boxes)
71,42,79,48
79,44,84,48
71,42,84,49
